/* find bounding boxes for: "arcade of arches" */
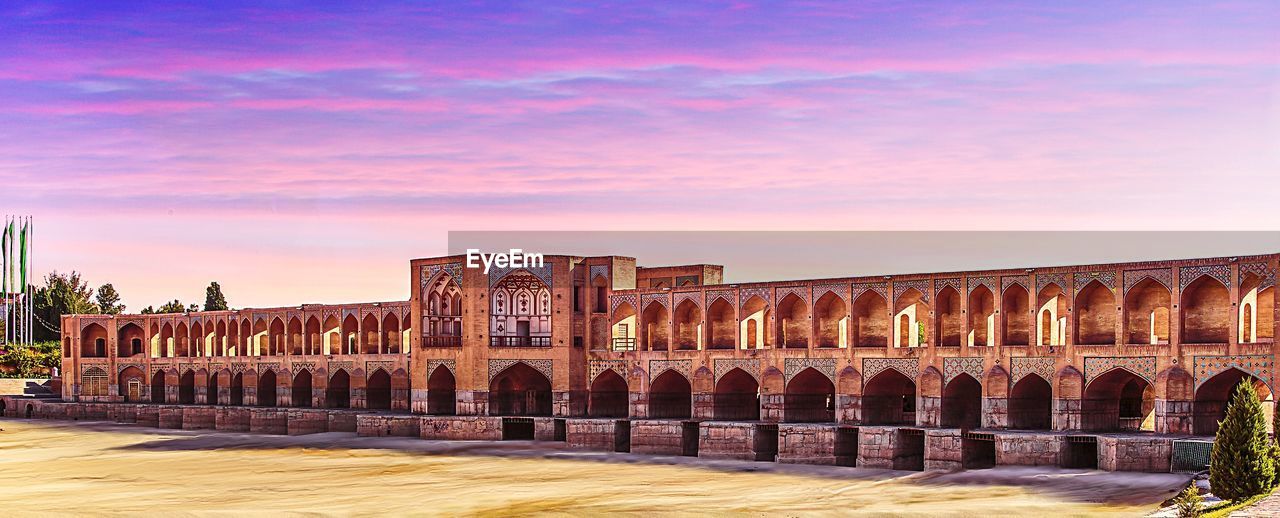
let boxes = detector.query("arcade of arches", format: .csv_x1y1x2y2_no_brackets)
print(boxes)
57,254,1280,437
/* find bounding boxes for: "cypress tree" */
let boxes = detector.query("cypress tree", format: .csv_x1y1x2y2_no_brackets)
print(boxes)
1209,381,1274,501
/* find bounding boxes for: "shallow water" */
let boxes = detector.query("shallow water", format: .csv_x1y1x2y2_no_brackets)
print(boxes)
0,419,1182,516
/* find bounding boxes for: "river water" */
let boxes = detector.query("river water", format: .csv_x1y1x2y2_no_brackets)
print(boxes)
0,419,1185,516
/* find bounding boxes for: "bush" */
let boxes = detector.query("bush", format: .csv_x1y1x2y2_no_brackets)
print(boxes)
1209,381,1275,501
1174,484,1202,518
0,341,59,378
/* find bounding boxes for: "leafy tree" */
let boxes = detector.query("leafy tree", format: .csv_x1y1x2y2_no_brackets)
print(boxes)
140,306,155,314
156,300,187,314
204,281,228,311
95,283,125,315
32,271,97,341
1209,381,1275,501
187,303,199,313
1173,484,1202,518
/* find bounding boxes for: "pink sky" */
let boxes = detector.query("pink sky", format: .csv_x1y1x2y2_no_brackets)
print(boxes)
1,2,1278,310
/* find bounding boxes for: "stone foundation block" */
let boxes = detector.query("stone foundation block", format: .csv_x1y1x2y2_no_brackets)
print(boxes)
994,432,1063,466
215,407,250,432
924,429,963,471
566,418,625,451
249,408,288,435
182,406,217,430
777,423,840,465
287,409,329,435
158,406,185,429
327,411,358,432
629,419,693,456
357,414,421,437
419,416,503,441
1098,435,1173,472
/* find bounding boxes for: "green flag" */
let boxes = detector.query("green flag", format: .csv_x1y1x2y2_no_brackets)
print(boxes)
19,219,27,293
2,219,9,299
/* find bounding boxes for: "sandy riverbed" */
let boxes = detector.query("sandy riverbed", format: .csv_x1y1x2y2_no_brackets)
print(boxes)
0,419,1186,516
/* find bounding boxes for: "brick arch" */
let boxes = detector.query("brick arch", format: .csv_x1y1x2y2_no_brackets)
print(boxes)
1157,366,1194,401
837,366,862,396
984,365,1010,398
761,366,784,394
919,366,943,398
692,366,714,393
1057,365,1084,400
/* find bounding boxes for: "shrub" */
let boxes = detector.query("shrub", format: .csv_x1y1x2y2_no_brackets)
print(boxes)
1173,484,1202,518
1209,381,1275,501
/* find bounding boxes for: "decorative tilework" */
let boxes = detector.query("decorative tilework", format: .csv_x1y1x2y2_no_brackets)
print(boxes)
327,360,354,373
1083,356,1156,385
739,286,770,306
488,359,554,384
862,358,920,386
1240,262,1276,289
589,265,609,284
967,276,997,295
421,262,464,292
1123,268,1172,294
673,291,702,309
784,358,837,384
714,358,761,383
425,359,455,377
229,362,250,374
648,359,692,382
255,362,281,374
490,263,553,288
852,281,888,302
116,361,146,374
641,292,670,310
1179,265,1230,291
1010,357,1056,385
1193,355,1273,391
812,283,848,302
893,279,931,304
706,289,735,308
774,285,809,304
366,360,398,375
943,357,986,384
291,361,317,373
1074,271,1117,296
935,277,962,296
610,293,638,314
1002,275,1030,293
589,360,628,382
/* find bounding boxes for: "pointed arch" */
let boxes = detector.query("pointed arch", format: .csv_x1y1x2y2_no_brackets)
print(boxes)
862,369,916,425
1009,373,1052,430
327,368,351,408
851,290,888,348
426,365,456,415
713,368,759,421
776,293,808,349
1075,280,1116,345
649,370,692,419
968,285,995,347
1002,283,1030,346
784,367,835,422
640,300,670,352
80,323,108,358
813,291,847,349
673,298,702,350
589,369,628,417
366,368,392,409
1124,278,1170,345
611,301,638,351
708,297,736,350
488,362,552,416
941,373,982,429
1181,275,1230,344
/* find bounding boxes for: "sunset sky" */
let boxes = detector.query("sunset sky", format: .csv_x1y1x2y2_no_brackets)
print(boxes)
2,2,1277,309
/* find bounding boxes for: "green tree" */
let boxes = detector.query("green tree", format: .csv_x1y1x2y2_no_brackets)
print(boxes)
32,271,97,341
1209,381,1275,501
187,303,199,313
139,305,155,314
95,283,125,315
204,281,228,311
156,300,187,314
